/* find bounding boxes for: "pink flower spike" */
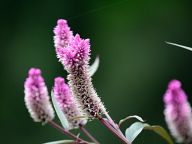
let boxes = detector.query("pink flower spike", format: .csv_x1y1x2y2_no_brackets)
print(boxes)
63,34,106,118
163,79,192,143
58,34,90,70
53,19,106,118
53,77,87,129
53,19,73,50
24,68,54,123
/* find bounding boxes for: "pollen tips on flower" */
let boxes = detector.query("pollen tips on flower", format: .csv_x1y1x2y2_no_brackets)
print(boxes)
60,34,90,70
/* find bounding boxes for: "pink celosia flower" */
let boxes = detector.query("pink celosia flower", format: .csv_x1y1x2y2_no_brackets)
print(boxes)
53,19,73,49
53,19,73,63
60,34,90,70
53,77,87,129
55,31,106,118
163,79,192,143
24,68,54,123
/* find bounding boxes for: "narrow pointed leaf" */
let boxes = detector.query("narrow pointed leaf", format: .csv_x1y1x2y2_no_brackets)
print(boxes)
166,42,192,51
51,91,69,129
89,56,99,76
43,140,74,144
125,122,147,143
144,125,173,144
125,122,173,144
119,115,145,127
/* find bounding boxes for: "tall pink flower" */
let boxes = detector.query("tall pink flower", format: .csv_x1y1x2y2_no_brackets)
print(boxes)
53,19,73,63
53,77,87,129
24,68,54,123
54,29,106,118
163,79,192,143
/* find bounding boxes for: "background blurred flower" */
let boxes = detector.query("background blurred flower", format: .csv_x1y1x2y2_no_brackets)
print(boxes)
163,80,192,143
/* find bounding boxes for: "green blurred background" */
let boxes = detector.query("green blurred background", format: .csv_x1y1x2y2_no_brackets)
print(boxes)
0,0,192,143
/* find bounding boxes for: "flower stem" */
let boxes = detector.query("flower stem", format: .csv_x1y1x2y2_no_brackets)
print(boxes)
79,125,100,144
97,116,130,144
105,112,126,139
48,120,88,144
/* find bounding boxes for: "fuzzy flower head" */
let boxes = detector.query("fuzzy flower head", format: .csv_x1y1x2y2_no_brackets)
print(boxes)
58,34,90,71
53,77,87,129
24,68,54,123
64,36,105,118
53,19,73,49
163,79,192,143
65,35,106,117
53,19,106,118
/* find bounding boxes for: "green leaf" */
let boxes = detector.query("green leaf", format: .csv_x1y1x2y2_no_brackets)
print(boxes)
119,115,145,127
89,56,99,76
125,122,147,143
166,41,192,51
125,122,173,144
51,91,70,129
144,125,173,144
43,140,95,144
43,140,74,144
